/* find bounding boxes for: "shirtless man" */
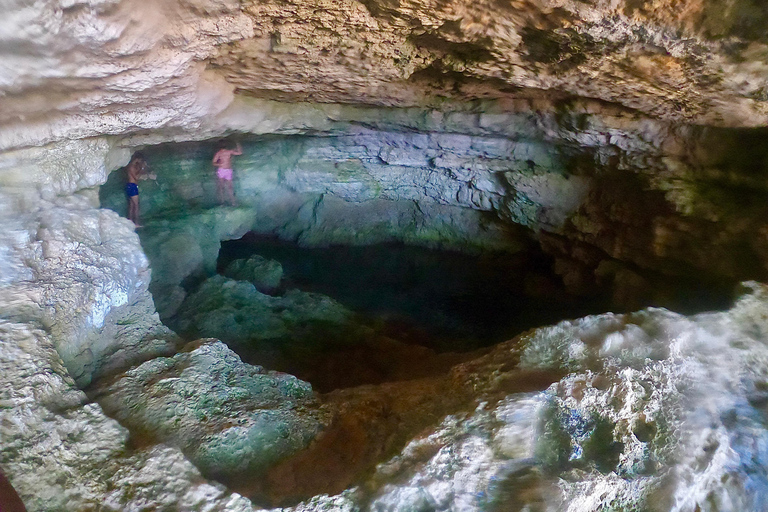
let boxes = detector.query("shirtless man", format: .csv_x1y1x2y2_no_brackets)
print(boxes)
125,152,156,227
212,139,242,206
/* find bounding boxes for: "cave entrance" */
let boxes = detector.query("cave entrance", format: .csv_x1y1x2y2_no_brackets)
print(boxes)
199,232,613,392
218,233,610,351
99,132,742,393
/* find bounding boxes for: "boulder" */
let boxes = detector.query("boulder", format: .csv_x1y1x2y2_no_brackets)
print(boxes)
96,341,325,482
174,275,353,352
223,255,284,293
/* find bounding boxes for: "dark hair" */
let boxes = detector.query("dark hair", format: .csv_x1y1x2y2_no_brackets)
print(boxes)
129,151,146,163
217,137,241,151
128,152,148,171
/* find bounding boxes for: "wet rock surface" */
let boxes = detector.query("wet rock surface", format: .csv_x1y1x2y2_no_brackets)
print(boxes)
170,272,474,392
173,275,354,357
8,1,768,510
223,255,284,293
95,341,326,484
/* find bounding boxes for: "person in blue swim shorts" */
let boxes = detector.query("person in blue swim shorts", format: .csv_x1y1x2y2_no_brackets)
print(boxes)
125,152,156,227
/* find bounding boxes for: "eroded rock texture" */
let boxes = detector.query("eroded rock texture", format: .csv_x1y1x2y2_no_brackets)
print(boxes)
0,141,258,510
96,341,325,483
98,101,768,312
6,0,768,153
5,0,768,510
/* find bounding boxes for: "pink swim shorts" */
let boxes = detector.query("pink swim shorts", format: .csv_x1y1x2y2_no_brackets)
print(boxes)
216,168,233,181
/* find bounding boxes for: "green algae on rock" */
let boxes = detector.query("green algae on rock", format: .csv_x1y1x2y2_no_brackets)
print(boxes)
96,341,325,483
223,255,284,293
174,275,353,348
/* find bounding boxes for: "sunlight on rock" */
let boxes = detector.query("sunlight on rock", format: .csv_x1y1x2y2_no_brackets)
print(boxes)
6,1,768,510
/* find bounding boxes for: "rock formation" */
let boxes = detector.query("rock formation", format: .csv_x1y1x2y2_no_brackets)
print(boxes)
4,0,768,510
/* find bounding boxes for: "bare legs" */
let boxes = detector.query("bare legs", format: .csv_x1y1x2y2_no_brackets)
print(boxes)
128,195,141,227
216,178,237,206
216,178,224,205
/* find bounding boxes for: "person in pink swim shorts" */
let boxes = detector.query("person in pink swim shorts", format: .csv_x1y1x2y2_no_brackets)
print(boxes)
212,139,243,206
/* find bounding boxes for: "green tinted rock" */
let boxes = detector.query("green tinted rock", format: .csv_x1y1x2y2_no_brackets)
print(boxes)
98,341,323,481
223,255,283,293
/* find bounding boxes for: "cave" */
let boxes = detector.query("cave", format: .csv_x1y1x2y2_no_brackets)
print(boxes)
96,129,748,398
7,1,768,511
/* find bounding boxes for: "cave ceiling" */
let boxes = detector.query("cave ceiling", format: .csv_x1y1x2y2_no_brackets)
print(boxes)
6,2,768,509
3,0,768,151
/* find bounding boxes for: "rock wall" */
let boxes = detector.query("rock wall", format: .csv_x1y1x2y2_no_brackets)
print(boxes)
6,0,768,510
102,100,768,313
0,140,261,509
6,0,768,154
5,93,768,512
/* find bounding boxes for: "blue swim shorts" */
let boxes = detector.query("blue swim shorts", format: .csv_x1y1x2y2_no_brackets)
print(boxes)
125,182,139,197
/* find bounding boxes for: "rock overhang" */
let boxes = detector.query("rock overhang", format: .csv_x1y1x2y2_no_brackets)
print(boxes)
5,0,768,158
7,0,768,510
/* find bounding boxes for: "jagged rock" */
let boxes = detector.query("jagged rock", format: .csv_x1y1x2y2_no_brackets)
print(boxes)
103,106,768,311
96,340,325,482
174,275,354,352
0,0,252,151
348,283,768,511
366,397,548,512
0,321,258,512
0,191,178,387
134,207,263,318
0,159,260,510
8,1,768,509
5,0,768,155
224,255,284,293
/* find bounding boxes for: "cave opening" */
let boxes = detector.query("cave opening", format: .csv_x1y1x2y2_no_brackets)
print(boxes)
216,232,604,351
90,120,768,509
98,122,764,394
209,232,610,389
16,0,768,506
206,230,738,393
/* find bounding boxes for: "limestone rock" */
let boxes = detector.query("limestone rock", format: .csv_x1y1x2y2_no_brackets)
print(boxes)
135,207,263,318
103,105,768,308
8,0,768,509
0,321,258,512
102,445,259,512
0,0,252,151
367,397,546,512
96,340,325,482
0,194,178,387
224,255,284,293
174,275,354,352
5,0,768,158
354,283,768,511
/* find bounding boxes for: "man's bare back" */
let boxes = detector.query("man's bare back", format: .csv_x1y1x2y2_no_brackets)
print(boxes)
212,144,242,170
125,152,156,227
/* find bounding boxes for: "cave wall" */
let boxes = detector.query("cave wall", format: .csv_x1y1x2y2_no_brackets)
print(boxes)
5,0,768,510
0,140,264,509
102,100,768,314
6,0,768,155
5,92,768,512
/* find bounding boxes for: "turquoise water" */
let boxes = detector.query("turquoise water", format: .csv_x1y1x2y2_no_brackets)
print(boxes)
218,233,732,353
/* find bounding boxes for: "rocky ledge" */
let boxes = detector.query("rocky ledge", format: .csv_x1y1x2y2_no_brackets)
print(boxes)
5,0,768,510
